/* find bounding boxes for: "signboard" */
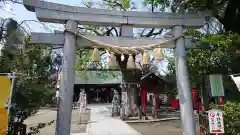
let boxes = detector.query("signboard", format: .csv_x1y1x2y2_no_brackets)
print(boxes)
230,74,240,92
208,109,224,134
209,74,225,97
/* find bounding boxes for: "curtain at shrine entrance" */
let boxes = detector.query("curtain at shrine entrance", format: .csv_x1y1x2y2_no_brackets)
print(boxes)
0,76,11,135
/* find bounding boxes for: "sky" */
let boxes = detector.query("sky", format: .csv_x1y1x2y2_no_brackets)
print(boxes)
0,0,145,33
0,0,169,75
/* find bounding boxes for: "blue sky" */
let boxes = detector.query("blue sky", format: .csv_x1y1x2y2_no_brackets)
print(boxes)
1,0,144,32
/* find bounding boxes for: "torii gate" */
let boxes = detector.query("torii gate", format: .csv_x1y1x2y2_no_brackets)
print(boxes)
22,0,211,135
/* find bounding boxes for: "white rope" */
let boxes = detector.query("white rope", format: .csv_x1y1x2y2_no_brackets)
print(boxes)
64,29,184,55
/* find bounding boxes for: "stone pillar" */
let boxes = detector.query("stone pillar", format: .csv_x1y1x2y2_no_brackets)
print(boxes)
120,84,127,119
112,89,120,116
79,89,86,113
56,20,77,135
173,26,196,135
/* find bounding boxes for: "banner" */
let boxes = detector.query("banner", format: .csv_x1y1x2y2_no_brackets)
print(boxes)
209,74,225,97
0,76,11,135
230,74,240,92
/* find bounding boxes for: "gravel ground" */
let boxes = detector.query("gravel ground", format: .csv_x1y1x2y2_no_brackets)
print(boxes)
24,109,86,135
129,120,201,135
25,105,201,135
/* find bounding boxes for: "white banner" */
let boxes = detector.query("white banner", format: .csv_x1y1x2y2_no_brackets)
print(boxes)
230,74,240,92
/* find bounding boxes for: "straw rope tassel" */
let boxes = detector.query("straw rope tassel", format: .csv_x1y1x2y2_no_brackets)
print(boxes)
142,50,150,65
92,46,100,62
155,47,164,61
121,53,125,61
108,53,118,69
127,54,136,69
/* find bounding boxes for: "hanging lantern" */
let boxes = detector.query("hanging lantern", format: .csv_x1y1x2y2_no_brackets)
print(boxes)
92,46,100,62
126,54,136,69
108,53,118,69
142,50,150,65
121,53,125,61
219,97,224,105
155,46,164,61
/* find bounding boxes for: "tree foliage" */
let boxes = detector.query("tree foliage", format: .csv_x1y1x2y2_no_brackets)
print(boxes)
215,101,240,135
0,17,56,134
145,0,240,34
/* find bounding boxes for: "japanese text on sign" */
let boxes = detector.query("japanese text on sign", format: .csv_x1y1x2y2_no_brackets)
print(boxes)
208,110,224,134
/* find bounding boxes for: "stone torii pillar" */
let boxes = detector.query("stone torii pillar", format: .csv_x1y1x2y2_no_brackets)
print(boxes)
173,25,196,135
56,20,78,135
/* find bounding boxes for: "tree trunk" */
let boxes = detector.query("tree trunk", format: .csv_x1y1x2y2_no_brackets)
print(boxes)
125,84,138,117
115,54,141,117
131,84,138,116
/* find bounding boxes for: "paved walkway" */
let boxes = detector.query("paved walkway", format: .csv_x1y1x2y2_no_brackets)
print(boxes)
72,104,140,135
86,118,141,135
88,104,112,122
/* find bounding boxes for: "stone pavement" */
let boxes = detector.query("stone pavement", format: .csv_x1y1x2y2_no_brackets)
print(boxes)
86,118,141,135
88,103,112,122
77,104,141,135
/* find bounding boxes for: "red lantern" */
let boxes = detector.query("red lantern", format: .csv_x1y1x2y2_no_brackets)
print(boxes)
219,97,224,105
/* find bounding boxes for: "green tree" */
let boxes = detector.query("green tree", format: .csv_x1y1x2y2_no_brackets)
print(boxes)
144,0,240,33
0,18,56,134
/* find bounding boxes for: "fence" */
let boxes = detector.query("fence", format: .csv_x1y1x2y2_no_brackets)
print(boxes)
199,113,210,135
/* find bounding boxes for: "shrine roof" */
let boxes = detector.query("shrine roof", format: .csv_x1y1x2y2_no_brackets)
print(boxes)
74,70,122,85
141,72,172,84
